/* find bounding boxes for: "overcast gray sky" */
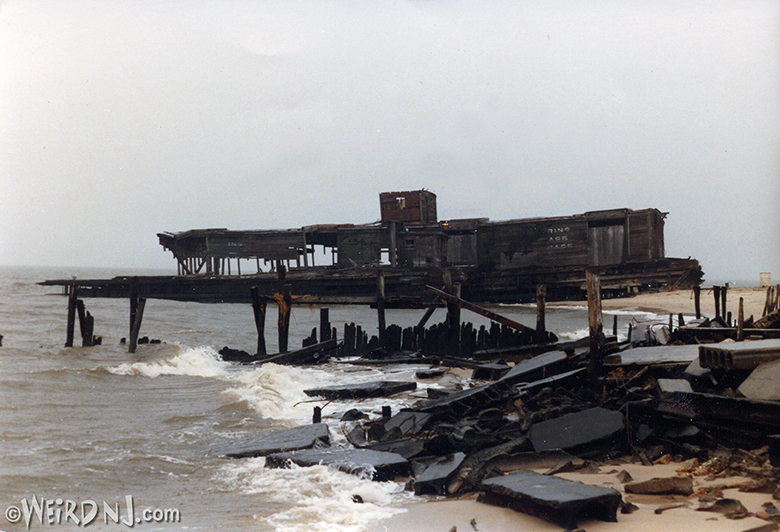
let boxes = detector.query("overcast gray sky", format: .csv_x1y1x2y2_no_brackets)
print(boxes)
1,0,778,284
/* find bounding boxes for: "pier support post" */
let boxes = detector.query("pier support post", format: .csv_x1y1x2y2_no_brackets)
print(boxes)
714,286,722,319
277,285,291,354
737,297,745,342
694,285,701,319
377,270,386,351
320,308,331,342
251,286,267,357
76,300,94,347
722,284,728,322
129,277,139,339
536,285,547,344
65,283,78,347
128,297,146,354
586,268,604,392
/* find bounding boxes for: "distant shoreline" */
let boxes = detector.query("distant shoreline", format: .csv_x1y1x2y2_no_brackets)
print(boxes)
550,286,771,320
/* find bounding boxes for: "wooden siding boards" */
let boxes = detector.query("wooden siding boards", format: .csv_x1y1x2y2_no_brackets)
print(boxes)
379,190,437,225
477,217,589,271
336,226,387,267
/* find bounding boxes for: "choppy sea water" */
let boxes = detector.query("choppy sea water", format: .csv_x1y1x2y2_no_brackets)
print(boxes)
0,266,663,532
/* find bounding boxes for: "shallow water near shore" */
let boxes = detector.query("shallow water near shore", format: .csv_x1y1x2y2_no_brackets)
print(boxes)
0,266,666,531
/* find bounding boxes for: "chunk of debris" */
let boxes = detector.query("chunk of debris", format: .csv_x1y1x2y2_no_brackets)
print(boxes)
213,423,330,458
413,452,467,495
696,498,749,518
498,350,569,385
304,380,416,400
624,476,694,496
479,470,622,529
738,359,780,401
529,407,624,455
265,448,410,481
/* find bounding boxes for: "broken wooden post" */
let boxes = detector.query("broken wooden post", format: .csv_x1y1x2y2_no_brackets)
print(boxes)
277,285,291,354
722,283,728,321
536,285,547,344
447,282,462,357
612,315,618,337
250,286,267,357
737,297,745,342
320,308,331,342
129,276,139,339
313,406,322,424
586,268,604,388
128,297,146,354
65,283,78,347
694,285,701,319
377,270,386,351
76,300,94,347
714,286,722,319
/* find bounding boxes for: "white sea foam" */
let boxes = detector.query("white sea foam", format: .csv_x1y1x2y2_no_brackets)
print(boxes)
223,363,318,422
106,345,231,378
215,458,410,532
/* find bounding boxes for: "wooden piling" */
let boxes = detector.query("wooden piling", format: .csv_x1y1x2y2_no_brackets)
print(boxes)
377,270,386,351
277,285,291,354
737,297,745,342
447,282,461,356
586,268,604,389
693,285,701,319
313,406,322,424
128,297,146,354
320,308,331,342
250,286,267,357
65,283,78,347
536,285,547,344
612,315,618,337
714,286,722,319
722,284,728,321
129,277,139,339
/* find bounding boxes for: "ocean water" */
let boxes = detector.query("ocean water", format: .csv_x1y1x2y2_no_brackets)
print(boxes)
0,266,660,532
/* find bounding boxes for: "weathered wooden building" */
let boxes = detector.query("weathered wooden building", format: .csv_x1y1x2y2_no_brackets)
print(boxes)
149,190,701,302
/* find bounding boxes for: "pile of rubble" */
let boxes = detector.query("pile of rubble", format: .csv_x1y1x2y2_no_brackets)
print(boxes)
212,288,780,529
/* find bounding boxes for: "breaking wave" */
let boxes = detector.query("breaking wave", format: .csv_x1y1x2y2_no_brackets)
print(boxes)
106,345,231,378
215,458,410,532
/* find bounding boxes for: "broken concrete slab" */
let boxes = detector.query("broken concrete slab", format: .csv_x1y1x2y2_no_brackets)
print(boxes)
479,470,622,529
303,380,417,400
215,423,330,458
657,378,694,395
738,359,780,401
529,407,625,455
515,367,588,396
472,362,511,381
411,381,513,420
413,452,467,495
498,350,569,385
604,344,702,366
700,339,780,370
265,448,410,481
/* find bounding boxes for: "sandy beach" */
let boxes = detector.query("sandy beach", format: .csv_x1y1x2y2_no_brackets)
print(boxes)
378,286,780,532
553,286,772,322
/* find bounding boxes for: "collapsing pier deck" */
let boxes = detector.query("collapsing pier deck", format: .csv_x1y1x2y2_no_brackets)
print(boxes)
41,190,702,303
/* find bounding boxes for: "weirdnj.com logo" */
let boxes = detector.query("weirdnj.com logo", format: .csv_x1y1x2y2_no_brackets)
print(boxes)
5,495,180,528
